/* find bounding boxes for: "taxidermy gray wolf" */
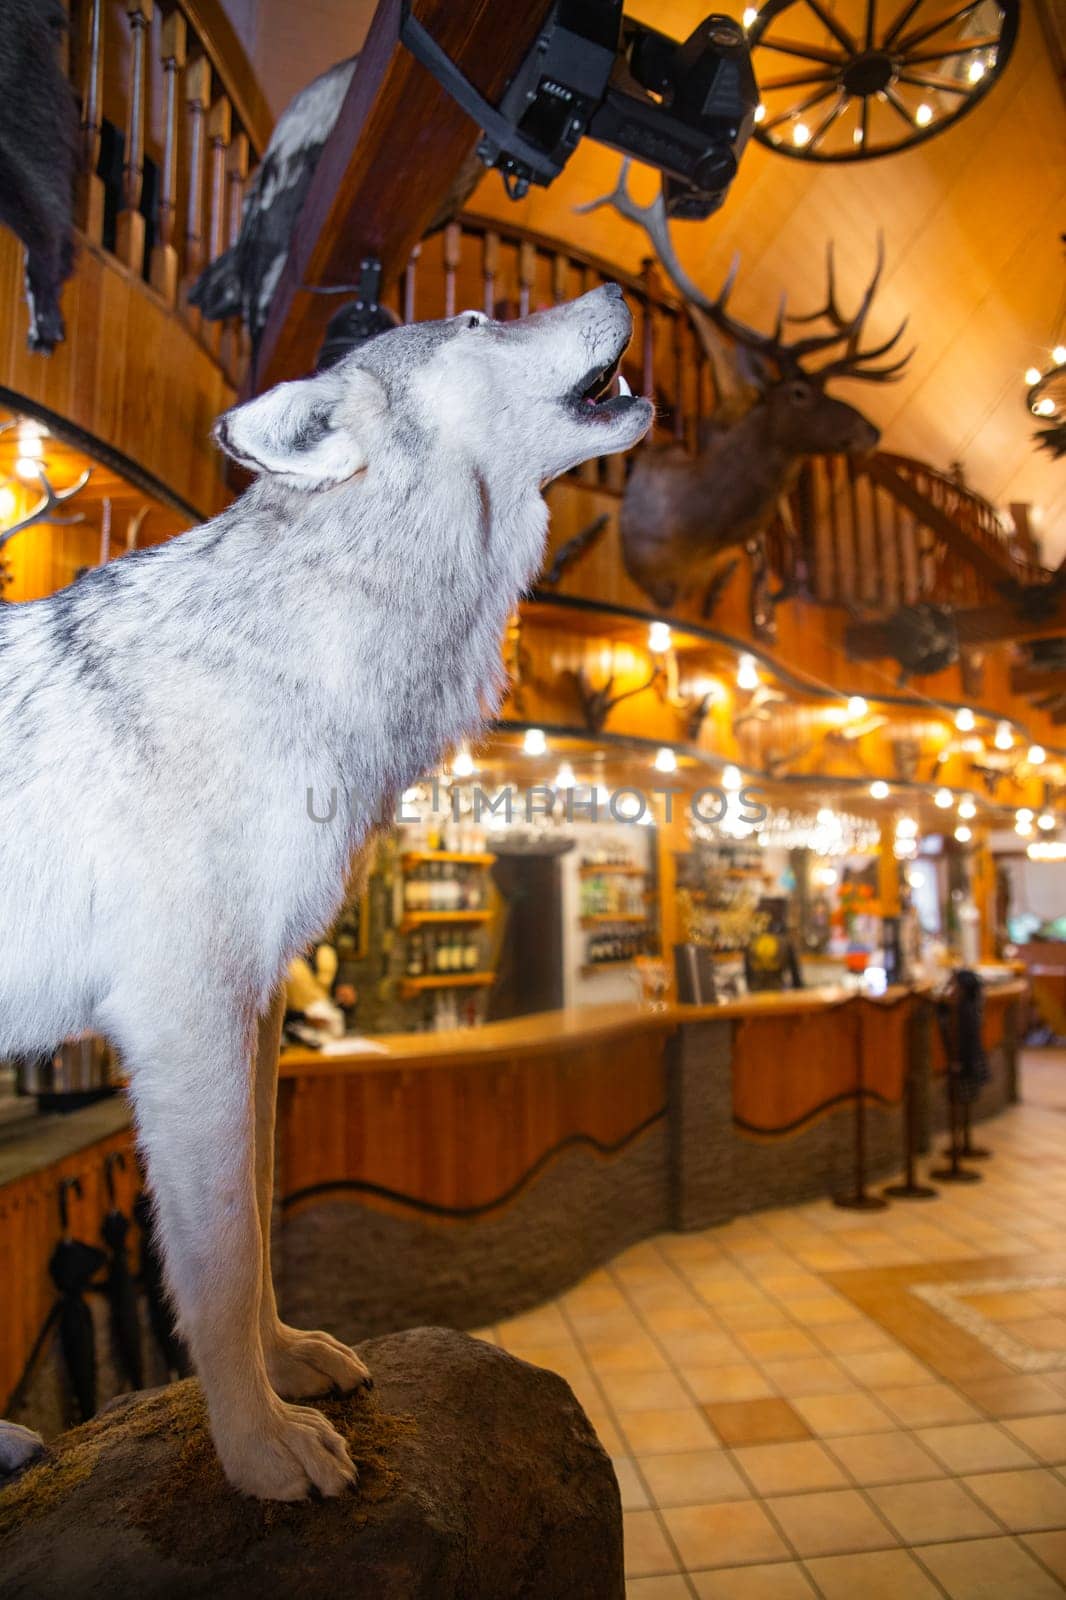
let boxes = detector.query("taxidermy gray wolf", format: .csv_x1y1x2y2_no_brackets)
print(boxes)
0,288,651,1498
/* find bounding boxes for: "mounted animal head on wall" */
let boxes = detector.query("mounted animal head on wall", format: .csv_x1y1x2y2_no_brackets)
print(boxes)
549,162,913,625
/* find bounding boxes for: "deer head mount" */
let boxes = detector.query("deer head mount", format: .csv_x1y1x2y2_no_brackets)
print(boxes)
0,445,92,596
549,162,912,623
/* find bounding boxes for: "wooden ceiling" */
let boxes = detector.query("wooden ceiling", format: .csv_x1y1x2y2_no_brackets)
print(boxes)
467,0,1066,561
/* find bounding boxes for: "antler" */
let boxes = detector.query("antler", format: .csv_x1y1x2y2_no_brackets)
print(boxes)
0,463,91,552
578,162,912,385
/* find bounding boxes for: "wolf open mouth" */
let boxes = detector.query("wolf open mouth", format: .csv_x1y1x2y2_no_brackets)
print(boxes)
571,345,638,420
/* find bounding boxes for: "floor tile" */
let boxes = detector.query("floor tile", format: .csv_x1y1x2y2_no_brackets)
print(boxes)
758,1357,854,1397
662,1500,790,1569
809,1318,895,1354
763,1488,896,1557
623,1407,720,1456
624,1509,679,1578
790,1391,895,1438
777,1295,860,1326
875,1383,981,1428
690,1560,816,1598
686,1365,775,1404
646,1305,724,1336
731,1440,848,1496
614,1454,650,1510
962,1466,1066,1531
661,1332,746,1368
916,1421,1036,1474
601,1369,695,1412
627,1576,692,1599
919,1534,1066,1599
583,1337,670,1373
803,1548,944,1600
1022,1530,1066,1585
825,1429,943,1486
1010,1316,1066,1351
1002,1413,1066,1464
868,1476,1000,1544
837,1348,934,1388
716,1304,796,1333
640,1449,751,1508
960,1374,1066,1418
736,1327,821,1363
703,1399,811,1448
587,1410,625,1455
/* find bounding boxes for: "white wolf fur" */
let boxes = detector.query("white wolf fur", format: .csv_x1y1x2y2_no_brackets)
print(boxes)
0,288,651,1498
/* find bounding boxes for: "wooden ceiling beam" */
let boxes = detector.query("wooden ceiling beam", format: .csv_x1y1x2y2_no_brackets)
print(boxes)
255,0,555,392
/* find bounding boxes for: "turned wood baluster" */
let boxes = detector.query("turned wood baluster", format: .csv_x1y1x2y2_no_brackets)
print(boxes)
482,230,499,317
115,0,153,274
221,130,250,376
77,0,105,244
181,55,211,324
202,95,232,352
518,240,535,318
403,242,420,324
149,9,187,305
443,222,460,318
551,252,567,306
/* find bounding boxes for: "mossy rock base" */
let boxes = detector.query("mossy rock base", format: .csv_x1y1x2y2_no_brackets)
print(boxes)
0,1326,622,1600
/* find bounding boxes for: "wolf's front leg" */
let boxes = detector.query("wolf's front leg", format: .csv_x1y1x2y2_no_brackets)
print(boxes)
126,1012,356,1501
252,991,371,1400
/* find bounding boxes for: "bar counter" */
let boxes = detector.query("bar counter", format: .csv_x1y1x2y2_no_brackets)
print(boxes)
0,981,1026,1414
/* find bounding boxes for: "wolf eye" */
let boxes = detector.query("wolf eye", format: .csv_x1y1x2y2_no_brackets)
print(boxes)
458,309,488,330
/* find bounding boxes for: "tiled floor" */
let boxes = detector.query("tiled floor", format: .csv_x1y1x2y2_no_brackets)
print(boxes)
473,1055,1066,1597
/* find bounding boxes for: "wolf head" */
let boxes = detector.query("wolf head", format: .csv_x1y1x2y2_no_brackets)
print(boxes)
214,285,652,490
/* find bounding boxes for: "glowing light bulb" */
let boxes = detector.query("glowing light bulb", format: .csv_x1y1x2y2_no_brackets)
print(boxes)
1054,346,1066,366
958,797,976,820
14,457,41,482
554,761,576,789
994,721,1013,751
1038,811,1056,831
816,806,835,826
1017,808,1034,826
955,707,975,732
1025,367,1043,386
792,121,811,147
743,6,758,26
523,728,546,757
1036,397,1057,417
653,746,677,774
1016,817,1033,837
915,103,933,126
648,621,672,653
955,824,972,843
968,57,986,83
853,127,863,145
722,764,742,791
451,746,475,778
896,817,918,839
934,787,953,809
1028,745,1046,765
736,653,758,690
847,695,868,718
754,102,766,124
0,486,15,520
870,780,889,800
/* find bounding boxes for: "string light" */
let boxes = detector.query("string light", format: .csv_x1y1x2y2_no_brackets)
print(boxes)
958,797,977,820
522,728,547,756
792,121,811,147
1035,397,1057,417
653,746,677,774
754,103,766,124
847,695,868,717
0,486,15,520
1016,816,1033,836
1025,367,1043,386
14,457,41,482
451,745,475,778
896,817,918,839
967,58,986,83
722,764,742,791
736,653,759,690
954,707,975,732
994,721,1013,751
954,824,972,843
648,621,672,653
1029,840,1066,861
934,787,953,809
870,780,889,799
1037,811,1056,831
554,761,576,789
816,806,835,826
1028,744,1046,765
915,103,933,126
1017,808,1034,826
1054,346,1066,366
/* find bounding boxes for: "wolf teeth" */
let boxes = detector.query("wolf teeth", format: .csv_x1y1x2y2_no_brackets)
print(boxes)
617,373,632,398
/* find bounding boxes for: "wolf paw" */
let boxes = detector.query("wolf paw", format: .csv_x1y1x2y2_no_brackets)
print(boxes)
0,1421,46,1477
218,1398,356,1501
265,1324,372,1400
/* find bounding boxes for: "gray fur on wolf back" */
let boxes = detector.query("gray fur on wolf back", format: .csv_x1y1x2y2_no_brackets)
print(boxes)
0,290,650,1061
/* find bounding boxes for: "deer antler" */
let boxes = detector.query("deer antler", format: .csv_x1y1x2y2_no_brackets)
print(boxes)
0,463,91,551
579,162,912,385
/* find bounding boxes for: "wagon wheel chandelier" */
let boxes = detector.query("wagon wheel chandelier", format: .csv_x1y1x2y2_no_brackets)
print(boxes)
1024,238,1066,460
745,0,1018,162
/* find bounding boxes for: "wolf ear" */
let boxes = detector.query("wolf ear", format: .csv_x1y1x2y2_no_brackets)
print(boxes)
213,368,386,486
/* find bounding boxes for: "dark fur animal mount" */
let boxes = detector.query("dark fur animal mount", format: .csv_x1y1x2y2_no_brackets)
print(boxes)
551,163,911,619
0,0,78,352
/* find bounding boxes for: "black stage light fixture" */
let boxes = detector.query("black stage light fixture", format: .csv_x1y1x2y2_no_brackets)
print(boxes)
400,1,760,221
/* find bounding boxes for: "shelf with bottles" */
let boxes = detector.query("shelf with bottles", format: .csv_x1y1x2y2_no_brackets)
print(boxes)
580,913,648,927
401,852,497,867
400,909,493,933
577,864,646,879
402,919,491,987
583,925,650,974
398,972,495,996
401,857,494,917
578,873,648,919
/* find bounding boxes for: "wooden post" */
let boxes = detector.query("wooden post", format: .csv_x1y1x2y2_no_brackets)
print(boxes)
150,9,187,305
518,240,535,319
77,0,105,244
115,0,153,274
182,55,212,325
482,231,499,319
220,131,250,377
202,95,232,354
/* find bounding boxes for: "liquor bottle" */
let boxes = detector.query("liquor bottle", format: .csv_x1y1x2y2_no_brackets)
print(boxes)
463,930,478,971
